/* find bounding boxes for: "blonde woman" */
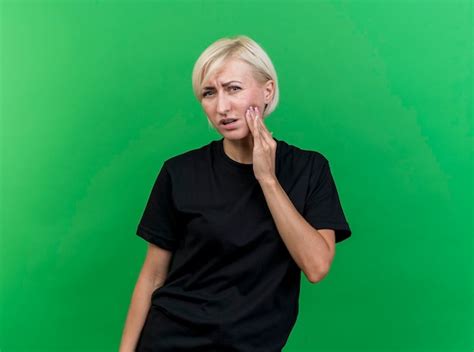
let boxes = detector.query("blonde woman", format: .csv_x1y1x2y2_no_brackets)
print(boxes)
120,35,352,352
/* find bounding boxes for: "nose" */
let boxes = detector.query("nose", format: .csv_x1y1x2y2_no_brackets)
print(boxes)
216,91,230,115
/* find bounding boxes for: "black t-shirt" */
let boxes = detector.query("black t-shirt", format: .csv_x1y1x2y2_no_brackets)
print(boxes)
136,137,352,350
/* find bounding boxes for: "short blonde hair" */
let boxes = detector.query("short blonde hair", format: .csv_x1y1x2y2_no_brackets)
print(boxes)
192,35,279,127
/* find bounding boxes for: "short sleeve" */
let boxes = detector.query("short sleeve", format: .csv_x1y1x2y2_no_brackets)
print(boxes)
136,161,180,251
302,155,352,243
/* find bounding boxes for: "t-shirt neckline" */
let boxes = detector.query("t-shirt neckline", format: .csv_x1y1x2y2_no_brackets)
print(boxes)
216,137,280,172
217,137,254,171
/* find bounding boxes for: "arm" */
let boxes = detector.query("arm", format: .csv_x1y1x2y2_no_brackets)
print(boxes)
119,243,173,352
246,108,339,283
259,178,335,284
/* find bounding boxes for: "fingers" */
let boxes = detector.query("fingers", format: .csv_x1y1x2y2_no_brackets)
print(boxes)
251,107,263,148
245,107,255,136
249,106,274,146
258,116,274,145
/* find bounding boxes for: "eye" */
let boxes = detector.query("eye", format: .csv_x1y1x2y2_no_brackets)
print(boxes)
202,86,241,98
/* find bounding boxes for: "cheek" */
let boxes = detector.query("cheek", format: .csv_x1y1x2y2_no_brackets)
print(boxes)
202,104,212,114
242,94,260,109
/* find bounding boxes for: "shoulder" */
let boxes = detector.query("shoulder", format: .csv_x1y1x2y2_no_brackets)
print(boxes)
163,139,215,173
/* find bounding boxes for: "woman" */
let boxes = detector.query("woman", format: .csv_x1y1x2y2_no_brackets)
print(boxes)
119,35,352,352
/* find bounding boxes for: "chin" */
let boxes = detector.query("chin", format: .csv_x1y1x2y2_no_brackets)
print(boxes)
221,129,250,140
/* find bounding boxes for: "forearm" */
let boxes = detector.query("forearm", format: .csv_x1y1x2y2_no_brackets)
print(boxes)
119,274,164,352
258,177,331,282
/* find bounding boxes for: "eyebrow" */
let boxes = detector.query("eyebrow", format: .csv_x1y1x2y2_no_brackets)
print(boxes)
202,80,242,90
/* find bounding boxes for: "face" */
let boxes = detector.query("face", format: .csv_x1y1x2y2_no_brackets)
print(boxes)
200,59,274,139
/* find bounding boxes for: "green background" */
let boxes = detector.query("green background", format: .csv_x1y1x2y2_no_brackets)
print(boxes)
1,0,472,351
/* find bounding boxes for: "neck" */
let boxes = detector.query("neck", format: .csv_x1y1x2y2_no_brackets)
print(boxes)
223,136,254,164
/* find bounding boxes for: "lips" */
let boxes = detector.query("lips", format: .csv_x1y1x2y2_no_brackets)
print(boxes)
221,118,238,125
221,118,240,130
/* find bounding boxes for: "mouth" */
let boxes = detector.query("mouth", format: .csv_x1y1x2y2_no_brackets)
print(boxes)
220,118,239,130
220,118,238,125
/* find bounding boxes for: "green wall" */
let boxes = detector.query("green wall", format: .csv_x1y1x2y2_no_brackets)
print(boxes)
1,0,472,351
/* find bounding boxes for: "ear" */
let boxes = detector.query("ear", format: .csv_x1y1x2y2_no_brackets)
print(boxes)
264,80,275,103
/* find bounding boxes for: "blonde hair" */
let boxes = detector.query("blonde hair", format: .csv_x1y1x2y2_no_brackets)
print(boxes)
191,35,279,127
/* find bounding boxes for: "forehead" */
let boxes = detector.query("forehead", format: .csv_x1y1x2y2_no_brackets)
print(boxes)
203,59,253,86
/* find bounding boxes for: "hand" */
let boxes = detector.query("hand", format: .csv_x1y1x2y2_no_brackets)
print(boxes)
245,106,277,183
